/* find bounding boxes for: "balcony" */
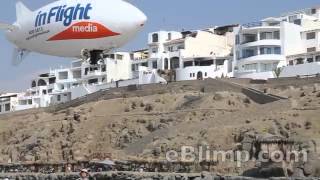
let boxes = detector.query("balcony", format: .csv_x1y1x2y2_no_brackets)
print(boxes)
240,39,281,48
238,54,285,64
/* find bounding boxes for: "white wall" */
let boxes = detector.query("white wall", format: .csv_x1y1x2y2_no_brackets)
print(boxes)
280,62,320,77
281,21,304,56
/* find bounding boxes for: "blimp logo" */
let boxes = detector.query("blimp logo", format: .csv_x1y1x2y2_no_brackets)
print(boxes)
48,21,121,41
35,3,93,27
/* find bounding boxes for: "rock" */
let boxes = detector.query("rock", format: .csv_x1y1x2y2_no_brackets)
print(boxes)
292,168,305,177
144,104,153,112
303,163,313,176
304,121,312,130
300,92,306,97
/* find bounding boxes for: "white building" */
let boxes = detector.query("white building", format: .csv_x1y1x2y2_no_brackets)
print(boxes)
234,6,320,80
14,52,166,112
0,93,19,114
138,26,236,81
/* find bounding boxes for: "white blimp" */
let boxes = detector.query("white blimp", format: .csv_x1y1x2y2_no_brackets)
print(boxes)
0,0,147,64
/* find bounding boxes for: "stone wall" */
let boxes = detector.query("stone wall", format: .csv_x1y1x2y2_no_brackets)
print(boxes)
0,172,319,180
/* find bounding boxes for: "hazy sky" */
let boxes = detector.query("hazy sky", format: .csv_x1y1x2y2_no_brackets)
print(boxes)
0,0,319,92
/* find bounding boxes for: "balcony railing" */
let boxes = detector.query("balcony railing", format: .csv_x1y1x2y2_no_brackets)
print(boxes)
242,22,263,28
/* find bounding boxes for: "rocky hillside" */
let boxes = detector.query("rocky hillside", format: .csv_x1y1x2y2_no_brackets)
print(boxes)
0,79,319,176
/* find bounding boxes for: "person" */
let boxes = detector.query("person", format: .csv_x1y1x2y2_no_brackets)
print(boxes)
78,169,91,180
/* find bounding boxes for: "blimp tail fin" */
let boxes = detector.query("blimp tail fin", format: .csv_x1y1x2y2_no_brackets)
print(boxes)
0,23,18,31
16,1,32,23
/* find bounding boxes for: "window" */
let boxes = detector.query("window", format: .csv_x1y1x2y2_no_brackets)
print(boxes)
311,8,317,14
152,48,158,53
168,46,174,52
31,81,36,88
294,19,301,25
64,94,68,97
116,54,123,60
242,49,256,58
164,58,169,69
141,62,148,67
260,47,272,55
57,95,61,101
48,89,53,93
168,33,172,40
28,99,32,105
88,79,98,84
5,104,10,111
274,47,281,54
235,35,240,45
152,33,159,43
273,31,280,39
85,68,89,75
307,47,316,52
307,57,314,63
296,58,304,64
244,63,257,71
101,65,106,72
184,61,193,67
289,60,294,66
49,77,56,84
0,105,2,112
205,72,208,77
261,63,272,72
190,73,192,78
152,61,157,69
316,56,320,62
260,32,273,40
42,90,47,95
306,32,316,40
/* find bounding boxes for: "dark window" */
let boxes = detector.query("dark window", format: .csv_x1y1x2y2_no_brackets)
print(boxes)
48,89,52,93
141,62,148,67
289,60,294,66
0,105,2,112
296,58,304,64
38,79,47,86
311,8,317,14
190,73,192,78
205,72,208,77
85,68,89,75
307,58,314,63
101,65,106,72
274,47,281,54
307,47,316,52
164,58,169,70
316,56,320,62
152,61,157,69
306,32,316,40
170,57,180,69
235,35,240,45
131,64,136,71
168,33,172,40
88,79,98,84
184,61,193,68
5,103,10,111
42,90,47,95
49,77,56,84
152,33,159,43
28,99,32,105
273,31,280,39
57,95,61,101
31,81,36,88
293,19,301,25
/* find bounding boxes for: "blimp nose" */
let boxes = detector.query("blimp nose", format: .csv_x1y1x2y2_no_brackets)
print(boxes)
136,10,147,27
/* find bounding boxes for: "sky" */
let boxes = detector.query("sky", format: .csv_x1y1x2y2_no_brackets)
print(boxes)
0,0,319,92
